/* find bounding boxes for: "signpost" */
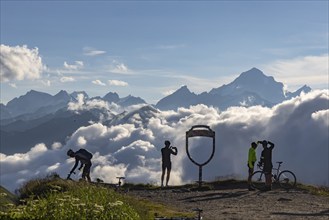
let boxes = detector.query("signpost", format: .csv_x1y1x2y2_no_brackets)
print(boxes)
186,125,215,188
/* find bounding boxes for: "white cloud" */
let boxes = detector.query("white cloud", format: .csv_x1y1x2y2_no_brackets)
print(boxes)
9,83,17,88
67,94,117,116
83,47,106,56
108,80,128,87
60,76,75,83
162,89,175,96
109,61,130,74
0,44,44,82
63,61,84,70
92,79,106,86
1,90,328,192
51,142,62,150
263,54,329,90
40,79,51,86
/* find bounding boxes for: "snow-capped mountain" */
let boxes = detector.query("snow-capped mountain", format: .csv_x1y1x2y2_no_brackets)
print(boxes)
1,91,147,121
5,90,71,118
155,68,311,110
209,68,286,103
0,67,313,153
155,85,198,110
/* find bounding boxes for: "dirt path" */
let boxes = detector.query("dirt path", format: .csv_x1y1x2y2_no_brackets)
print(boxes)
129,182,329,220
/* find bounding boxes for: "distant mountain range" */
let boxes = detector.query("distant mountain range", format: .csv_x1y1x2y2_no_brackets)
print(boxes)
155,68,311,110
0,68,312,154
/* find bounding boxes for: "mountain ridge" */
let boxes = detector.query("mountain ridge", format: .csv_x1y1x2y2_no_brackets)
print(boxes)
0,68,312,119
155,68,310,110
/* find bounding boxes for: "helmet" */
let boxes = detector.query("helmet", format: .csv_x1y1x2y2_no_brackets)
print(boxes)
67,149,74,157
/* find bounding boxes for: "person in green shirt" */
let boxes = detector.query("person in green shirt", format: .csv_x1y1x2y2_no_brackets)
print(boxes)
247,142,258,191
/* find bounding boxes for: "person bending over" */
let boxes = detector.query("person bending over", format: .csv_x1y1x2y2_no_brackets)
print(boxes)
67,148,93,182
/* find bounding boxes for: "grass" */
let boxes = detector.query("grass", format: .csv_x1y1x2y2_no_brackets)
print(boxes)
0,174,193,220
296,183,329,197
2,175,328,219
0,186,18,212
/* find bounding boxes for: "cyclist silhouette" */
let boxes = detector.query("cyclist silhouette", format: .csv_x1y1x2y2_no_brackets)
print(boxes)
161,140,177,187
247,142,258,191
258,140,275,191
67,148,93,182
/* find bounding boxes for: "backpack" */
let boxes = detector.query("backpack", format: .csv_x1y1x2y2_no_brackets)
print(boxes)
77,149,93,160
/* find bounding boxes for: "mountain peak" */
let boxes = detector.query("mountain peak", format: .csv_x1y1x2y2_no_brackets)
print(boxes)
235,68,269,83
55,90,69,97
155,85,197,110
175,85,192,94
103,92,120,103
209,68,285,104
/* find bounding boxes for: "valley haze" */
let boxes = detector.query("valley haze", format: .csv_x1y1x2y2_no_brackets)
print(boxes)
0,68,328,192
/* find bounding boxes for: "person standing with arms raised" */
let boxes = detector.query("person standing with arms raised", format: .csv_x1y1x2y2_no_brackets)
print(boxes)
161,140,178,188
258,140,275,191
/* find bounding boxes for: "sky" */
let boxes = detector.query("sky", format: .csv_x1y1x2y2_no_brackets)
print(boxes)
1,1,328,104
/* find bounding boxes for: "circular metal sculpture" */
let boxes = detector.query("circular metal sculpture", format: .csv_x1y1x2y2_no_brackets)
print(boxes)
186,125,215,188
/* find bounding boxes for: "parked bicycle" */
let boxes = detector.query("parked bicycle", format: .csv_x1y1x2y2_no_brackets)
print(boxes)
251,161,296,190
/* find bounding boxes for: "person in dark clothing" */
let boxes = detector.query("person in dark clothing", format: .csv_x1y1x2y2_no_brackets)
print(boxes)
67,148,93,182
258,140,275,191
161,140,178,187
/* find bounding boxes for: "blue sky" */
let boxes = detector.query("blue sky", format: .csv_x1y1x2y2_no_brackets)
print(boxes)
1,1,328,104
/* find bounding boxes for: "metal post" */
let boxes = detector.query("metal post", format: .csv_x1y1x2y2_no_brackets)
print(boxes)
198,165,202,188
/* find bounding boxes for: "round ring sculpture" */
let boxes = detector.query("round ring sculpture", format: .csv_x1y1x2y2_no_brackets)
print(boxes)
186,125,215,187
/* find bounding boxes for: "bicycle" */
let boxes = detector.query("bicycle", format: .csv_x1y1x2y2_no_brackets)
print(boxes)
251,161,296,190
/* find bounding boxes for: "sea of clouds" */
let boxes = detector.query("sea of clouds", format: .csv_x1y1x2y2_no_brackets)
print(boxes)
1,90,328,192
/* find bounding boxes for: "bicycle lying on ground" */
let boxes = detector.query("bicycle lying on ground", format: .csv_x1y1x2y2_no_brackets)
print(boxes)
251,161,297,190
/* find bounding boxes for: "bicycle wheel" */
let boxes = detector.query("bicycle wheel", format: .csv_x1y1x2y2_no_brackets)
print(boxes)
278,170,296,189
250,171,266,190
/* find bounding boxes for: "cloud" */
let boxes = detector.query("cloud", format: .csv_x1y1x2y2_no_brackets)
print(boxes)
92,79,106,86
108,80,128,87
9,83,17,88
40,79,51,86
67,93,119,115
60,76,75,83
0,44,44,82
63,61,84,70
83,47,106,56
0,90,328,192
162,89,176,96
109,61,130,74
263,54,329,90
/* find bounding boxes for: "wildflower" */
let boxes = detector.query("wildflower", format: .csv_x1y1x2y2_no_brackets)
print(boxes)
94,204,104,211
0,192,7,197
72,197,80,202
108,200,123,207
51,185,62,190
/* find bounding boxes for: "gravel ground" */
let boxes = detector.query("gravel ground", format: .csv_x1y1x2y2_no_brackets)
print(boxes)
129,183,329,220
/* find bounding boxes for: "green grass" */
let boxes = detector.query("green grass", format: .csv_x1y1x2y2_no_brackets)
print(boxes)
0,186,18,212
0,174,193,220
297,183,329,197
2,175,327,219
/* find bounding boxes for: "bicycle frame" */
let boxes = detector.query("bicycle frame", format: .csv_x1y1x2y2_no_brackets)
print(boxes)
251,161,296,190
271,163,283,182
